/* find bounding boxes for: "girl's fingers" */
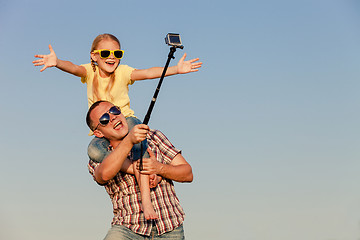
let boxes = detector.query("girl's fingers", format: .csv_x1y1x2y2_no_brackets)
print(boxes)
32,59,44,63
179,53,186,62
147,148,154,158
48,44,54,53
189,58,200,63
34,55,44,59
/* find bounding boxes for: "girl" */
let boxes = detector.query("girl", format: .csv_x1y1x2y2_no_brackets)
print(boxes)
33,33,202,220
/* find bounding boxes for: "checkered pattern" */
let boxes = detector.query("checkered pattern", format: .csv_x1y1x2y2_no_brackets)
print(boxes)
88,129,185,236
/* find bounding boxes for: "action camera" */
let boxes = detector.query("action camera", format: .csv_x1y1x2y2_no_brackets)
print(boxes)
165,33,183,48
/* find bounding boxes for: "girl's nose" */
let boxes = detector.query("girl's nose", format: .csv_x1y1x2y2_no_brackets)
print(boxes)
109,52,116,59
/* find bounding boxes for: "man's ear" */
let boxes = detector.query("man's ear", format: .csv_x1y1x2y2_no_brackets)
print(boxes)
93,130,104,138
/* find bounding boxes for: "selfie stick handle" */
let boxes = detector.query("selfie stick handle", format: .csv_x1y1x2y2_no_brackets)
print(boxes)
139,46,179,170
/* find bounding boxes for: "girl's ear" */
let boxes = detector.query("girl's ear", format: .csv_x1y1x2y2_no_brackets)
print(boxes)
90,52,98,62
93,129,104,138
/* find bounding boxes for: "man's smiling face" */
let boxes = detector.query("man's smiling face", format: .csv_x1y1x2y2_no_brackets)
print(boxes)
91,102,129,142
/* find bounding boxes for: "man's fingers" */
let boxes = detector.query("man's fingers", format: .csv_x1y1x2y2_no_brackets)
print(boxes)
132,124,149,141
133,124,149,132
138,124,150,130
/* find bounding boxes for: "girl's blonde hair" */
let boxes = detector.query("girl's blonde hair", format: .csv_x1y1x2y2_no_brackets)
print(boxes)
90,33,121,102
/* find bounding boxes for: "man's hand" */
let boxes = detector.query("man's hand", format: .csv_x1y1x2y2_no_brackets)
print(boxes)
177,53,202,74
136,149,162,175
33,44,58,72
128,124,149,145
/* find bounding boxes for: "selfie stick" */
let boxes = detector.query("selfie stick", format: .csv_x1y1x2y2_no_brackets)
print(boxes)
139,44,183,170
143,46,179,125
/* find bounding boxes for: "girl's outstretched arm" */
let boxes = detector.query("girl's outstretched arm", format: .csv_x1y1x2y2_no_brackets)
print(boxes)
130,53,202,81
176,52,202,74
33,44,86,77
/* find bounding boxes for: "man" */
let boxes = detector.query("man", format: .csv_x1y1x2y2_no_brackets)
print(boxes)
86,100,193,239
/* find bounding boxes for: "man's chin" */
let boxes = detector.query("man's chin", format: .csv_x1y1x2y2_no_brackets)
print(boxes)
118,132,129,140
114,128,129,140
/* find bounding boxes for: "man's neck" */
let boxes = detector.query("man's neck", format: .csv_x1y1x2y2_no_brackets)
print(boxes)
109,132,129,149
109,139,121,149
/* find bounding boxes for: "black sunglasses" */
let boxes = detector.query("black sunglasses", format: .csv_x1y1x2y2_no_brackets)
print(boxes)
94,106,122,130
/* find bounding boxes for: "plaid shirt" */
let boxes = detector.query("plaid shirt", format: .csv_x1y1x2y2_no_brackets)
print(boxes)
88,129,185,236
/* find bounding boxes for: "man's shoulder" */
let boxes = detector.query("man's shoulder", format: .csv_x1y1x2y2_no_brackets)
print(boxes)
148,129,166,141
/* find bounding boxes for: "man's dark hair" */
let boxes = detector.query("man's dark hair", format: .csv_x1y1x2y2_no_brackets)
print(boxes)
86,100,108,131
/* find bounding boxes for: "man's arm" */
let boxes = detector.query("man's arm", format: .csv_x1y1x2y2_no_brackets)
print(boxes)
121,158,162,188
137,150,193,183
94,125,149,184
120,158,135,174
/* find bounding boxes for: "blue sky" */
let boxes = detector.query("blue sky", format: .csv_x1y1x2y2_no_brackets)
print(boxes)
1,0,360,239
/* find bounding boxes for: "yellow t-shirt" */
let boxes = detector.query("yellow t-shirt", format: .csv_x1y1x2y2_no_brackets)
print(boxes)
81,63,136,118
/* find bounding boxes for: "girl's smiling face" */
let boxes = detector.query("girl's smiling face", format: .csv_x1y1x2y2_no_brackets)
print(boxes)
91,39,121,78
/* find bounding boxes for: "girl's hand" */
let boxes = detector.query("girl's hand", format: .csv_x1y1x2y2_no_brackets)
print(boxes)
149,174,162,188
33,44,58,72
177,53,202,74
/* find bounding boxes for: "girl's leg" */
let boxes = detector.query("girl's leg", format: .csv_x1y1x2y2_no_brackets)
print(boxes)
133,163,158,220
127,117,156,219
87,137,110,163
126,117,150,160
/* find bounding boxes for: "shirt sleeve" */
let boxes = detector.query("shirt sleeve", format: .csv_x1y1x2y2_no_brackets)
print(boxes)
80,63,93,84
150,130,181,165
117,65,136,85
88,159,101,182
